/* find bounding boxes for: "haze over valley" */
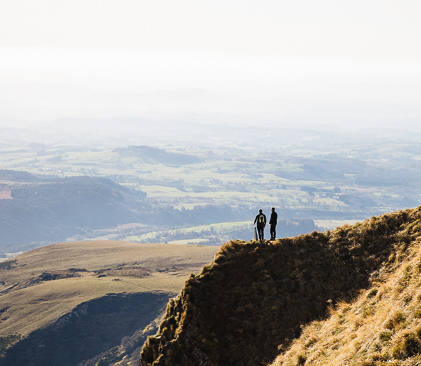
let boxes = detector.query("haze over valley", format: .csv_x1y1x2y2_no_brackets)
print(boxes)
1,2,420,256
2,121,421,257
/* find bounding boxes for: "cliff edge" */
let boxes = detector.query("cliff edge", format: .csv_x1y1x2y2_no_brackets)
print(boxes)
140,207,421,365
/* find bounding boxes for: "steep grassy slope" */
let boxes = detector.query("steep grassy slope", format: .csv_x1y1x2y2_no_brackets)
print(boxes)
0,241,218,365
140,207,421,366
272,220,421,365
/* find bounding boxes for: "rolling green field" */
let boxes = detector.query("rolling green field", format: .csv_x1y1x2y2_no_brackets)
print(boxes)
124,221,253,244
0,144,361,217
2,135,421,250
0,145,339,212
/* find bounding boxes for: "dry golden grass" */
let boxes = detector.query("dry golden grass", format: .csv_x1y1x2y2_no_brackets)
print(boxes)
0,241,219,338
272,239,421,365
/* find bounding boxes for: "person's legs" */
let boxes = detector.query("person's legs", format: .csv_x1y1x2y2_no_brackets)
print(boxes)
257,226,263,240
270,224,276,240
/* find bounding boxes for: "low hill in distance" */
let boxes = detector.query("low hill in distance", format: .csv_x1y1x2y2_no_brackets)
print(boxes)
140,206,421,366
0,240,219,366
0,172,148,251
114,146,201,166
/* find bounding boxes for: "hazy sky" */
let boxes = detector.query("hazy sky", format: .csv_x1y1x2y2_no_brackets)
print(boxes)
1,0,421,129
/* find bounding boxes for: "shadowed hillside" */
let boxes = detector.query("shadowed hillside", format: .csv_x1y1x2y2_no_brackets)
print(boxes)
0,293,169,366
0,241,218,366
140,207,421,366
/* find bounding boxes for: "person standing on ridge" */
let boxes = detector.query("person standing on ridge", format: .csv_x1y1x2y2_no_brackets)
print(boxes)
254,209,266,241
269,207,278,240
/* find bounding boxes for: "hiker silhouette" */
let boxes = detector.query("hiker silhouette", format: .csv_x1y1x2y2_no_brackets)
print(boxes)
269,207,278,240
254,209,266,240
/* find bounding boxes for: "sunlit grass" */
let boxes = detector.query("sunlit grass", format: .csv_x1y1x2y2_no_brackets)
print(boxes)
0,241,219,338
272,210,421,365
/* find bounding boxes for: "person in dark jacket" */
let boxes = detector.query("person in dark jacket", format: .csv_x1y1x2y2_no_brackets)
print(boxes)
269,207,278,240
254,209,266,241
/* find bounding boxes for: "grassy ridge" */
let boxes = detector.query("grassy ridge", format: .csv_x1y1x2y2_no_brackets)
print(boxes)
140,207,421,366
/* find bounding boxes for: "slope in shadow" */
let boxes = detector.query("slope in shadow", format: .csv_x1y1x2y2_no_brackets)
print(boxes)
1,292,170,366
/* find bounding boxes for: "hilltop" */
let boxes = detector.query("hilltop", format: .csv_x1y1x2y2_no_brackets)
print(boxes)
140,206,421,366
0,241,219,366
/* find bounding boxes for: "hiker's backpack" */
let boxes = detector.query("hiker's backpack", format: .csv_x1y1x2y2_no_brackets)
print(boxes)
258,214,265,224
